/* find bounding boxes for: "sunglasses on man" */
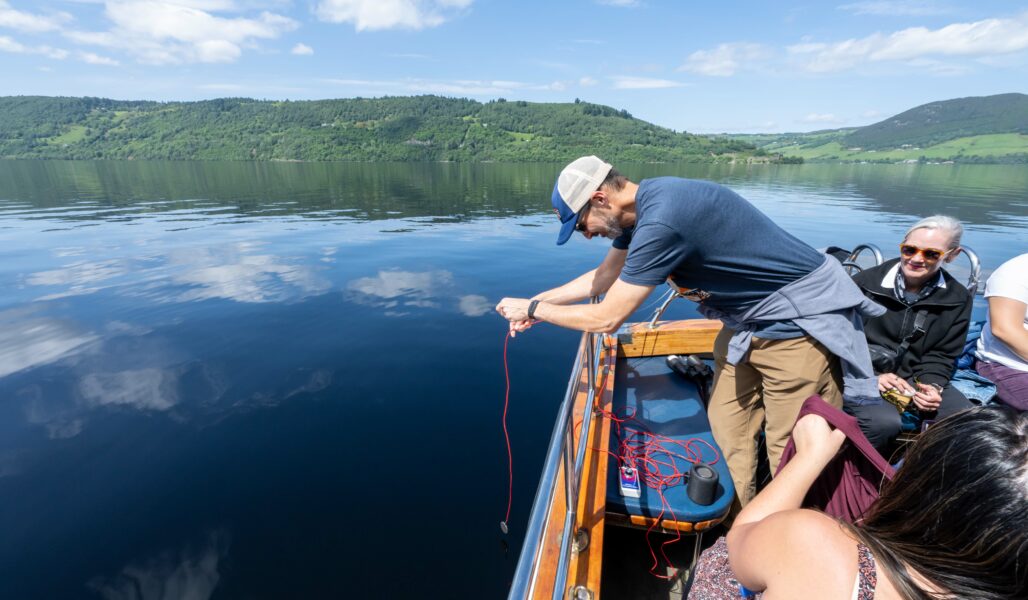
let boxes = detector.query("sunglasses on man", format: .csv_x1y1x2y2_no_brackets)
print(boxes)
575,205,591,233
899,244,953,262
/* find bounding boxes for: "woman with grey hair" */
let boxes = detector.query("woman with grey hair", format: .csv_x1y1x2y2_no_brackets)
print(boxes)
847,215,973,454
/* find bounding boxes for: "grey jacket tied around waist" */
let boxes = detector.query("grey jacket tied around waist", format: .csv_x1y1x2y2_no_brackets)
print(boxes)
697,255,886,405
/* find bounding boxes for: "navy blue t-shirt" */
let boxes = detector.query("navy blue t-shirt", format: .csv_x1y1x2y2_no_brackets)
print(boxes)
616,178,824,336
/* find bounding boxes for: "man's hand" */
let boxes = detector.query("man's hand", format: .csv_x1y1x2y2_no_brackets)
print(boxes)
496,298,537,336
878,373,915,397
912,382,943,412
496,297,531,321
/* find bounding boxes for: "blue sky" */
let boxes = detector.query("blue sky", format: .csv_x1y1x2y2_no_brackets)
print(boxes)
2,1,1027,133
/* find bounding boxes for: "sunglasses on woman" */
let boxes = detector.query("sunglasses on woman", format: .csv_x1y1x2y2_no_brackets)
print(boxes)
899,244,951,262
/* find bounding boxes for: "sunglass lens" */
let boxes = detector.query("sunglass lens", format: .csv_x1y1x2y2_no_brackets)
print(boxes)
900,245,918,257
922,249,942,261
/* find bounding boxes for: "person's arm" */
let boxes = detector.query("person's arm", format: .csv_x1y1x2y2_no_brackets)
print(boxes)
727,414,846,589
501,248,627,335
531,247,627,305
497,277,654,334
988,296,1028,362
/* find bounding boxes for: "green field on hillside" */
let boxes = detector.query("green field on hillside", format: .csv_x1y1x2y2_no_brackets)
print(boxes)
774,133,1028,163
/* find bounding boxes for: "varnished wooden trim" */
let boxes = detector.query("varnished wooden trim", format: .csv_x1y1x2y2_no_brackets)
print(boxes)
565,335,617,599
617,319,722,358
531,336,616,600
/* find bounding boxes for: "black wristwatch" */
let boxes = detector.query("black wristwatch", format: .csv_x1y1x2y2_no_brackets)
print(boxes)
527,299,540,320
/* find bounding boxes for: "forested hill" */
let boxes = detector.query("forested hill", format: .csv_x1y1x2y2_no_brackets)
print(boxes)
0,95,753,162
842,93,1028,150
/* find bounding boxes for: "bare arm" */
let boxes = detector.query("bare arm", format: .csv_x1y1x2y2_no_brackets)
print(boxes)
531,247,627,305
497,277,654,334
727,415,847,589
988,296,1028,362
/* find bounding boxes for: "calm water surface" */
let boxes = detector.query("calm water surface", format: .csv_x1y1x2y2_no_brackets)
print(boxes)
0,161,1025,599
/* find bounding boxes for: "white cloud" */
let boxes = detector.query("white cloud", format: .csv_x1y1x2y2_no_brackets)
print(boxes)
314,0,473,31
198,82,245,91
597,0,640,7
0,1,72,33
322,76,550,96
65,1,298,65
78,50,119,65
679,42,771,77
579,76,598,86
789,12,1028,72
291,42,313,55
800,113,844,124
837,1,952,17
903,57,969,76
609,75,684,89
0,34,69,59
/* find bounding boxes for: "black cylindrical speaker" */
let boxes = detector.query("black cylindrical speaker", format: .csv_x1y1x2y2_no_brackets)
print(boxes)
687,462,719,506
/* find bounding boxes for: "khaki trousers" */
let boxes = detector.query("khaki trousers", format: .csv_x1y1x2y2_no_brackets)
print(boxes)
708,328,842,512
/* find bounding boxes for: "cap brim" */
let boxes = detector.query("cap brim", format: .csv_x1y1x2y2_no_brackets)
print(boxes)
556,213,577,245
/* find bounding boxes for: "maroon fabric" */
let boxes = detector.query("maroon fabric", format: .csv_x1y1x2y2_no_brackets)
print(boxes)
976,359,1028,411
775,395,896,523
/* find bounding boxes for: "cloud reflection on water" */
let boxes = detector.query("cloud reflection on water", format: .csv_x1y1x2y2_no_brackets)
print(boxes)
23,241,332,306
88,530,230,600
79,368,179,411
458,294,493,317
165,244,331,304
0,308,98,379
347,270,493,318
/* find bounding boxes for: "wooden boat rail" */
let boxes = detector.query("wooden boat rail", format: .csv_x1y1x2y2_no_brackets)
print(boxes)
509,314,724,600
508,326,603,600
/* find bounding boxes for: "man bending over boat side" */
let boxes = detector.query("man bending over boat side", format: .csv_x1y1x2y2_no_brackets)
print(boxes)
495,156,885,512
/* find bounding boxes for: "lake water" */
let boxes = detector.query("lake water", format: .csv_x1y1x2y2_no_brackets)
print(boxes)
0,160,1025,599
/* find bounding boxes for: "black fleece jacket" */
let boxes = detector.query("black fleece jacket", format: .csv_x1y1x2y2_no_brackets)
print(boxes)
852,258,972,387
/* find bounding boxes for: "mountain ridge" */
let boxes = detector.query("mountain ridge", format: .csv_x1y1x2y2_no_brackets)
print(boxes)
730,93,1028,163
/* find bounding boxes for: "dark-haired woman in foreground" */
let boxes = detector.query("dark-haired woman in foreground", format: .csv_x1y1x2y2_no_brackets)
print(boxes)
727,407,1027,599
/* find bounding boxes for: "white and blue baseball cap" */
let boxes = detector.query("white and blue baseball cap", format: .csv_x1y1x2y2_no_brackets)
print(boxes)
551,155,613,245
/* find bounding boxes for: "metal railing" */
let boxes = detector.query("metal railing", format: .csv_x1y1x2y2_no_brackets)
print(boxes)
843,243,884,274
959,245,982,296
842,242,982,295
509,306,603,600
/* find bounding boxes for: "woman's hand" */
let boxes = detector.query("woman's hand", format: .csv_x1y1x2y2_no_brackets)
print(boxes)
792,414,847,468
912,382,943,412
878,373,915,397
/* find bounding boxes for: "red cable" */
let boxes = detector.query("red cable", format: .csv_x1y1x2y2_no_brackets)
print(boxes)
589,403,721,578
505,334,718,576
502,330,513,527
